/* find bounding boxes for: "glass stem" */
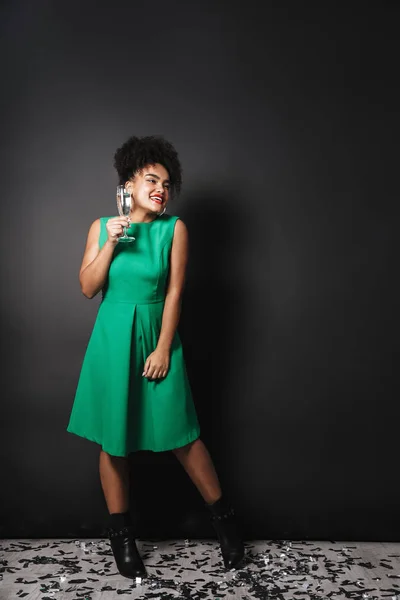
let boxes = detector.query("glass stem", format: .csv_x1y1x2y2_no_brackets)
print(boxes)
123,226,127,237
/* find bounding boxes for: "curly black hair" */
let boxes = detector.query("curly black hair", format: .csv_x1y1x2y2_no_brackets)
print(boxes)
113,135,182,198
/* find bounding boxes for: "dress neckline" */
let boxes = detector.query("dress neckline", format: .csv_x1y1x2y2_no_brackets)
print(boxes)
128,220,156,225
127,214,166,225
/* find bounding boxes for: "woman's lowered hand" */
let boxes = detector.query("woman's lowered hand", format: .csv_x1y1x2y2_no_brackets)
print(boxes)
142,348,170,380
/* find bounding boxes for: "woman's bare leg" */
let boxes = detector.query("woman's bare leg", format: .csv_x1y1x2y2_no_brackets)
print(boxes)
172,437,244,570
99,450,130,513
100,450,147,578
171,438,222,504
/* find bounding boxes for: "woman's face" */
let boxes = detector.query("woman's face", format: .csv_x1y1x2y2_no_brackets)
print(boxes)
126,163,170,215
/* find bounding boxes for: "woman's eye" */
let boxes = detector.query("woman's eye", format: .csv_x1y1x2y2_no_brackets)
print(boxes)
147,178,169,188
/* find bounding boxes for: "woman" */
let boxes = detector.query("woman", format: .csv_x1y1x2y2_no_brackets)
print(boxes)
66,135,244,579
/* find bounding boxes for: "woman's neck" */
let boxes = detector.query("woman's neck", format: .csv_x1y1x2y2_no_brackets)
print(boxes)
128,209,157,224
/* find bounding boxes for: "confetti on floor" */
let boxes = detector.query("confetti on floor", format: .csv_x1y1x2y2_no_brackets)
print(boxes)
1,538,400,599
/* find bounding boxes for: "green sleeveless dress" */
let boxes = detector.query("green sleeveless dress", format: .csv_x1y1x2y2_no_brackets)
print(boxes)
66,214,200,456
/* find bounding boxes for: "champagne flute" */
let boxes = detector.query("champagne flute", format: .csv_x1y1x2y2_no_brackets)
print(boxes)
116,185,135,242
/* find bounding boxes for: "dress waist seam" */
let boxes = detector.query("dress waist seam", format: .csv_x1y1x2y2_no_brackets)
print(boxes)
101,298,165,305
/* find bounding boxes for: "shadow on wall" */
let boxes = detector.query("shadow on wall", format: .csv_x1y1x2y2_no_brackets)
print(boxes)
178,191,247,446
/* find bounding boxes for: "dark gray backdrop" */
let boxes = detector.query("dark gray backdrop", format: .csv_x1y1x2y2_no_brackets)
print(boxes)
1,1,398,540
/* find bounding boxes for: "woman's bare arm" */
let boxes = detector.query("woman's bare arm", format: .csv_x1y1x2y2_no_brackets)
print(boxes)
79,216,128,299
156,218,188,351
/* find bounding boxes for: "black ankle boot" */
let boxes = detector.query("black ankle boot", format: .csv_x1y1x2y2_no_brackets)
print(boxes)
205,495,245,569
107,524,147,579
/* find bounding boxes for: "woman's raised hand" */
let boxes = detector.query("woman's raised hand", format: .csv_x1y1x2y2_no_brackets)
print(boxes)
106,216,131,245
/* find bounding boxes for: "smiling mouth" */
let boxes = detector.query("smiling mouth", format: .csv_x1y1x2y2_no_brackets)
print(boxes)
150,197,163,205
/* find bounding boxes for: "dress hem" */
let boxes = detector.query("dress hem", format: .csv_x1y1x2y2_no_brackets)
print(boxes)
66,425,201,456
